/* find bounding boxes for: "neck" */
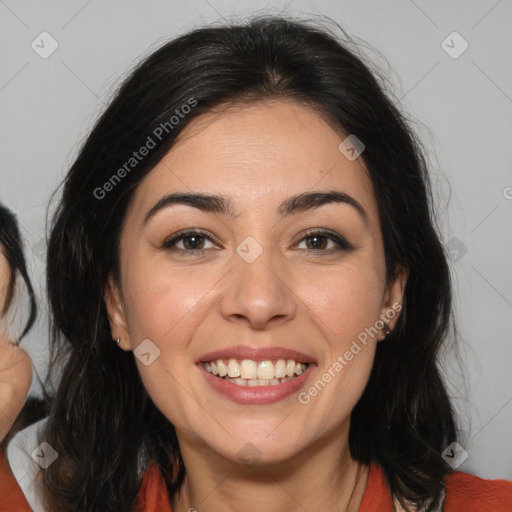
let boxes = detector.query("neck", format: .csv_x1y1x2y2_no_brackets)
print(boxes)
170,422,369,512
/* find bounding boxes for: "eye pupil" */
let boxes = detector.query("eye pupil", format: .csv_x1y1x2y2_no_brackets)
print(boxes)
184,235,203,250
307,235,327,250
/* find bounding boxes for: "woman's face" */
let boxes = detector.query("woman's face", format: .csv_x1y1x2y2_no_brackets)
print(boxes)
105,99,405,465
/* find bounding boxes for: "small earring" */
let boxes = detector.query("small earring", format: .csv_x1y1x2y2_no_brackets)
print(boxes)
382,321,392,339
116,338,121,347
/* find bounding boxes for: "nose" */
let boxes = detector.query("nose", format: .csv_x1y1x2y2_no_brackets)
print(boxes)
220,246,297,330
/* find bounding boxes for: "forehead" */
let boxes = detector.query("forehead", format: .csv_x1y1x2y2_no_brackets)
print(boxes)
128,99,379,228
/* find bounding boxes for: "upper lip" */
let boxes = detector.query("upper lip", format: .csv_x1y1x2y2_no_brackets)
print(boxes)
197,345,316,363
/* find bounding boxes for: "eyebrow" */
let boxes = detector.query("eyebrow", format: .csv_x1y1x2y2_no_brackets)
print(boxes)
143,189,369,226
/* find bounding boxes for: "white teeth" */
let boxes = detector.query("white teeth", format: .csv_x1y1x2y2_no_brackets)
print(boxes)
247,379,272,386
274,359,287,378
202,357,310,385
217,360,228,377
240,359,257,379
257,360,274,380
227,359,240,378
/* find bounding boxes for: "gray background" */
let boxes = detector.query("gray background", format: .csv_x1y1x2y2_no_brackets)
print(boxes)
1,0,511,479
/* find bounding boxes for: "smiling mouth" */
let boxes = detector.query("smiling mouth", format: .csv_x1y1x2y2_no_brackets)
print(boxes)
201,358,309,387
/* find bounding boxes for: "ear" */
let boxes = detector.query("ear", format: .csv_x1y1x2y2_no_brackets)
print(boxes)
104,274,130,350
378,265,408,341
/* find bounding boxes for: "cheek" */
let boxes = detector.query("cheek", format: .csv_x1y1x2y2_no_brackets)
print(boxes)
122,255,213,342
296,260,383,410
122,262,217,427
304,259,384,343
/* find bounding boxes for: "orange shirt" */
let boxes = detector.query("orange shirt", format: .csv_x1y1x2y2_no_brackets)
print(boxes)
2,449,512,511
0,448,30,512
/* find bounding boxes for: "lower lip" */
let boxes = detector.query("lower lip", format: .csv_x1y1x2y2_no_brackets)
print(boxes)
198,363,315,404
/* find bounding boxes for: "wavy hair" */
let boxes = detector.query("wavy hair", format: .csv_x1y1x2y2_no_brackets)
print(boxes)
39,15,457,511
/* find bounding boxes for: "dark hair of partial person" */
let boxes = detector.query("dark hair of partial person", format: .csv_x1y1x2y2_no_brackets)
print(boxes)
0,204,37,343
32,14,458,512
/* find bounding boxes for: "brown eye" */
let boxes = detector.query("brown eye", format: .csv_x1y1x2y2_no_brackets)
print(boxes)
161,230,216,253
295,229,354,253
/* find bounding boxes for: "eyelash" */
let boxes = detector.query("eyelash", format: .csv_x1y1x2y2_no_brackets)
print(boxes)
161,228,354,256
